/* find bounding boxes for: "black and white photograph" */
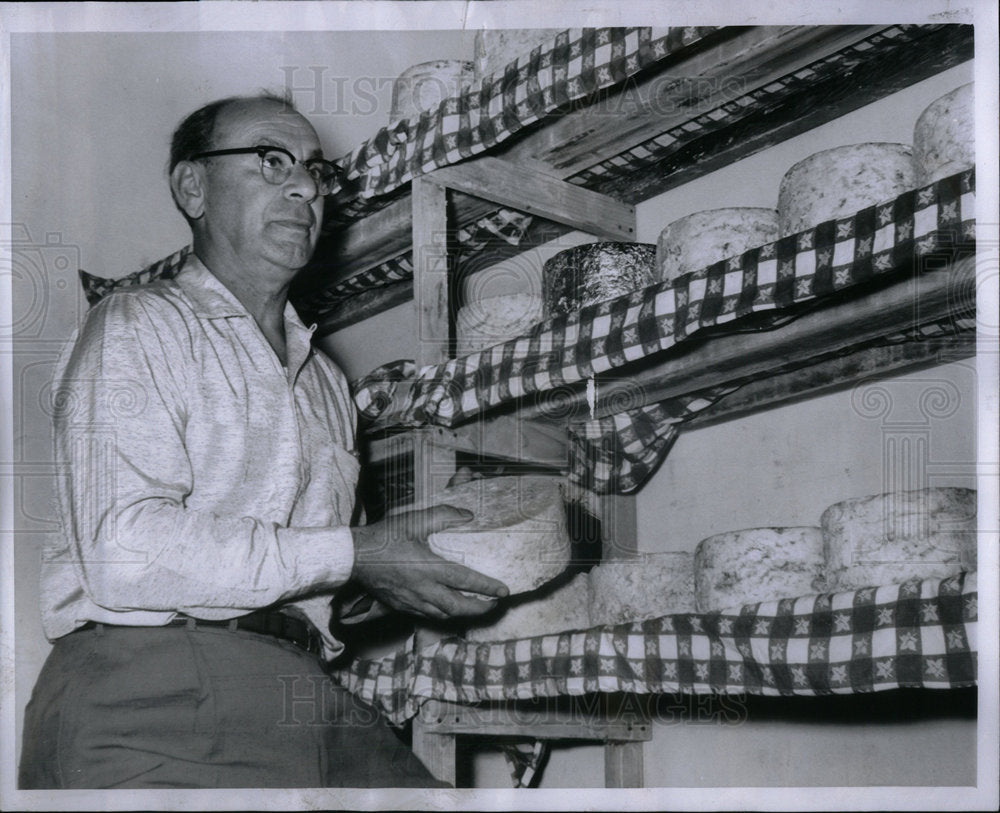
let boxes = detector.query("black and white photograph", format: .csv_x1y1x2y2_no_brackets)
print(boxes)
1,1,997,810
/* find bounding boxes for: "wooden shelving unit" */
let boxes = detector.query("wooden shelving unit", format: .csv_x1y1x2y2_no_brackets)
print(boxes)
297,23,973,335
303,24,976,788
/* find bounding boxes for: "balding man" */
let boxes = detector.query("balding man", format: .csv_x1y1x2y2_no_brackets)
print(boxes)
19,94,507,789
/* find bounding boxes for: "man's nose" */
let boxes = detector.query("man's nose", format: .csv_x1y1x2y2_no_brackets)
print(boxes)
283,162,320,202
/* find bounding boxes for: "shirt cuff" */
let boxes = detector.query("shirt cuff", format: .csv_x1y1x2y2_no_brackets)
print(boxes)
277,525,355,592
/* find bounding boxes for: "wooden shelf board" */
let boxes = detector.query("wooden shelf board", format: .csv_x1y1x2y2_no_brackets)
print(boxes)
684,332,975,430
516,256,975,424
417,698,652,742
361,259,974,473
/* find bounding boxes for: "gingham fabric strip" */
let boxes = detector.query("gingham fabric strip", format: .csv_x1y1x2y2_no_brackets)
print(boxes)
330,28,710,209
567,25,950,196
306,24,949,313
355,170,976,432
329,571,978,726
78,245,192,306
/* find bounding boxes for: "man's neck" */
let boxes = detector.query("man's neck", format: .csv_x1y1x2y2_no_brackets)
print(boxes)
194,243,292,365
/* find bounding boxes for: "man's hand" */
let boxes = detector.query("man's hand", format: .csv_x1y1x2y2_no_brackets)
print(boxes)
351,505,509,620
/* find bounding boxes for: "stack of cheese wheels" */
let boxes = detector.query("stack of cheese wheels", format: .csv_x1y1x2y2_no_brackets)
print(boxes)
465,572,590,642
777,143,916,237
542,242,656,317
390,60,472,122
656,208,780,286
473,29,561,83
913,82,975,186
694,527,826,613
588,552,696,625
455,292,544,355
421,475,571,595
821,487,977,590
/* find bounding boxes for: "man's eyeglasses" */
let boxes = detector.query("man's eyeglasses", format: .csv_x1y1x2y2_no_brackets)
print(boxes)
187,146,340,196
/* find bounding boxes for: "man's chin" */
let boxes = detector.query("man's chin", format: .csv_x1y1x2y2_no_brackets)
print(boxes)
266,240,317,274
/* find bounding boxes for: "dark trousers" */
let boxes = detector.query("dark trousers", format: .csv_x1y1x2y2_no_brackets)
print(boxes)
19,623,446,789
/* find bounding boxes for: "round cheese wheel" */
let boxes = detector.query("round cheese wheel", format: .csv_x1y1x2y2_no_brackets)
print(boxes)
821,487,977,590
777,143,916,237
694,527,826,613
588,552,696,625
913,82,975,186
390,60,472,122
542,242,656,317
473,29,560,83
424,475,571,594
456,292,544,355
465,572,591,642
656,208,779,285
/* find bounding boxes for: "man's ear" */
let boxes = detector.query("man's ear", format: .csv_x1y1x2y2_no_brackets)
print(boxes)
170,161,206,220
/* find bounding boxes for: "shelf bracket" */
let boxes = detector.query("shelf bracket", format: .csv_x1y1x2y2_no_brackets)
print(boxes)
428,155,636,242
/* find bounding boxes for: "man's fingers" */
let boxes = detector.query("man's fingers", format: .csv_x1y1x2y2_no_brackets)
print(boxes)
421,583,500,618
439,561,509,599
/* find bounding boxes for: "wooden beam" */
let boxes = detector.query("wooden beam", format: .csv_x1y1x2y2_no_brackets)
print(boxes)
412,177,451,367
311,278,413,335
605,741,644,788
684,333,975,431
497,26,885,178
429,156,635,242
596,26,973,204
411,705,458,786
317,188,505,282
417,699,651,742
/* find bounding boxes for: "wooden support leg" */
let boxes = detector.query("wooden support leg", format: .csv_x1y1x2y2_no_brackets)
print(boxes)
601,492,638,560
604,740,644,788
412,714,458,787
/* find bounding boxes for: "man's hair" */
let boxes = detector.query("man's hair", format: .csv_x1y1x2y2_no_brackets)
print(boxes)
168,91,296,175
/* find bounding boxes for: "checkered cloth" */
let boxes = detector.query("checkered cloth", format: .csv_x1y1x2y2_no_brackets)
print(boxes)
79,245,192,306
305,24,954,316
330,571,978,726
352,170,976,492
331,27,713,209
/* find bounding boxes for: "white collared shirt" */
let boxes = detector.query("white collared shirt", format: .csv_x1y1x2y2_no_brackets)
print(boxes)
45,255,359,658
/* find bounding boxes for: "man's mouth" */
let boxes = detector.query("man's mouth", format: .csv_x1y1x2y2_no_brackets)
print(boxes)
272,219,313,233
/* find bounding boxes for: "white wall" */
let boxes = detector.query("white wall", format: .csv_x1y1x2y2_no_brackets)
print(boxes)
9,27,980,792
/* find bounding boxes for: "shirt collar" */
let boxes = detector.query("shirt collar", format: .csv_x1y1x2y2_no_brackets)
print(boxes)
177,253,316,338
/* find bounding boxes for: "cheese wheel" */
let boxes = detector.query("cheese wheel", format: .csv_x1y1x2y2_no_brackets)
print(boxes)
588,552,696,625
694,527,826,613
821,487,977,591
777,143,916,237
455,292,544,355
390,60,472,122
913,83,975,185
423,475,571,594
656,208,779,285
542,242,656,317
473,29,560,83
465,572,591,641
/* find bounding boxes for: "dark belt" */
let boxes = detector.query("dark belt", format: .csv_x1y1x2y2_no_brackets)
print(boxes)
78,609,324,656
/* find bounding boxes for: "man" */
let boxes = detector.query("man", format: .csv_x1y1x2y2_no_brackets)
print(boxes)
19,94,507,789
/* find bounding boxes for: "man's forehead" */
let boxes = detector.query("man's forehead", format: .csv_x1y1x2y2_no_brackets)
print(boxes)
214,99,321,152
